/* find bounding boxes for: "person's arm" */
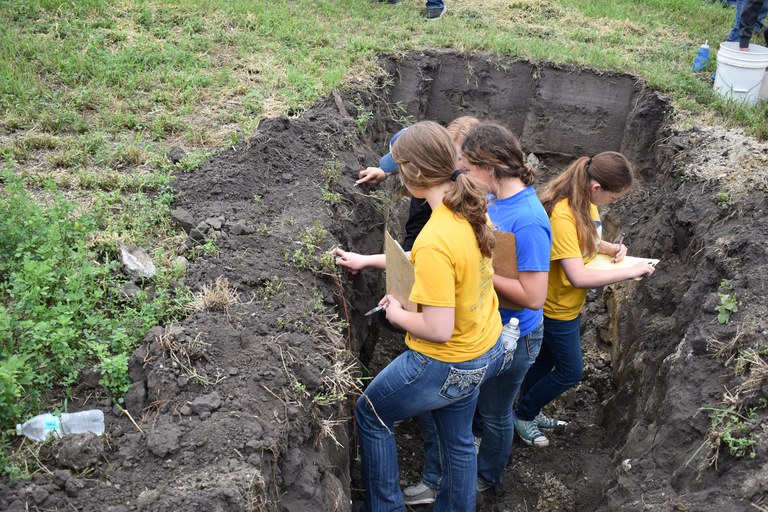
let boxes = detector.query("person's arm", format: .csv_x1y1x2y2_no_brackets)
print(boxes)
739,0,763,49
334,248,386,274
492,271,548,310
560,256,655,289
381,295,454,343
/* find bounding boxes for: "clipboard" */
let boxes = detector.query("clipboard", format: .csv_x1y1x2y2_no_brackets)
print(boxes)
384,232,418,312
585,254,660,280
493,231,523,311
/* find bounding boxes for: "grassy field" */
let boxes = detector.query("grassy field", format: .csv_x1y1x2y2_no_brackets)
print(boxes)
1,0,766,478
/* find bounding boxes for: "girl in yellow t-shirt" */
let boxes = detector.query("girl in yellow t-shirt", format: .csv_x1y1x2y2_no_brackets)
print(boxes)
336,121,506,512
514,152,657,448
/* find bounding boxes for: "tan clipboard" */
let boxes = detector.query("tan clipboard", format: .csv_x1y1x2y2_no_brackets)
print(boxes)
384,232,418,312
493,231,523,311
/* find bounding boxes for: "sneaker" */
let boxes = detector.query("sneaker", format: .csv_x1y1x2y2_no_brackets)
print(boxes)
514,418,549,447
403,482,438,506
477,478,493,492
535,412,568,429
425,6,447,19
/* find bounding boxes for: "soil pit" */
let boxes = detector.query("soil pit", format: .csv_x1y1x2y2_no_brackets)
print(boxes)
2,51,767,512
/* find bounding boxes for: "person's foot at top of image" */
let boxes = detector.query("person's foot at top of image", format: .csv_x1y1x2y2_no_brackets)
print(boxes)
425,5,446,19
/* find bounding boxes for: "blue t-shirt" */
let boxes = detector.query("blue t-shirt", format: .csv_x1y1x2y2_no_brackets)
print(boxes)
487,186,552,337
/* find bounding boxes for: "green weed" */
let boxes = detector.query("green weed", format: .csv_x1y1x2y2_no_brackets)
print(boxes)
715,280,739,324
0,175,185,435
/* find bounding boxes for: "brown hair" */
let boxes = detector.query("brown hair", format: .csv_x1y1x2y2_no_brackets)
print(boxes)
461,122,536,187
446,116,481,145
392,121,495,258
539,151,634,257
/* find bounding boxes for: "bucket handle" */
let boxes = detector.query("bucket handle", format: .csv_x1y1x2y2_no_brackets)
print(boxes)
714,71,765,95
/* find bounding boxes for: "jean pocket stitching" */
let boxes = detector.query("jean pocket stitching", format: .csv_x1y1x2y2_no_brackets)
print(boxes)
439,366,487,400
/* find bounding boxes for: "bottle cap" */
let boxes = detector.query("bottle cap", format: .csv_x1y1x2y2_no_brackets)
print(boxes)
509,317,519,326
702,40,709,49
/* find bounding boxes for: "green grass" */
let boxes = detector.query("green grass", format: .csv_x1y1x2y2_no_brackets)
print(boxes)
1,0,767,478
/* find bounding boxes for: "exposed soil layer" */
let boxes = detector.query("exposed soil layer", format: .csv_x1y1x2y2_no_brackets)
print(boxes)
2,51,767,512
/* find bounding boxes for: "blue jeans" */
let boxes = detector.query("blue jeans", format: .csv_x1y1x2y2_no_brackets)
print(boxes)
476,322,543,485
726,0,768,41
515,315,583,422
418,323,543,488
356,335,506,512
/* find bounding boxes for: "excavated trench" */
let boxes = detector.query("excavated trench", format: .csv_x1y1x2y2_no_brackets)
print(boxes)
3,51,767,512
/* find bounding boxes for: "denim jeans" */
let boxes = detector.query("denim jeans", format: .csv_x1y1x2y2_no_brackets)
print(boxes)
515,315,583,422
476,322,543,485
418,323,543,488
726,0,768,42
356,335,506,512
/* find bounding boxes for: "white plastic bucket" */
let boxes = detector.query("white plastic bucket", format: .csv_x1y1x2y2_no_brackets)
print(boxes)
714,42,768,104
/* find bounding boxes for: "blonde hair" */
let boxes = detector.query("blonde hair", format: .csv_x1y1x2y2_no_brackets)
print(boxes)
461,122,536,187
446,116,481,145
391,121,495,258
539,151,634,258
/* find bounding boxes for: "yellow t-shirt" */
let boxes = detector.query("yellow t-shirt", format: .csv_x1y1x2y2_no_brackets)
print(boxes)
544,199,601,321
406,204,502,362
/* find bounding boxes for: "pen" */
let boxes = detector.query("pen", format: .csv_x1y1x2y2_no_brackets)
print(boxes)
364,304,385,316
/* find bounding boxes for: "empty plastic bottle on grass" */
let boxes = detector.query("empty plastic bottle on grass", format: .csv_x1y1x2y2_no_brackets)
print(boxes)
16,410,105,442
501,317,521,352
693,41,710,72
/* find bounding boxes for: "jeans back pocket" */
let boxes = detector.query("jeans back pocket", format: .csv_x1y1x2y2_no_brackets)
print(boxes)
439,366,487,400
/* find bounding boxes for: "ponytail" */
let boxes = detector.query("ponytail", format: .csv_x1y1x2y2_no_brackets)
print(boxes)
443,172,495,258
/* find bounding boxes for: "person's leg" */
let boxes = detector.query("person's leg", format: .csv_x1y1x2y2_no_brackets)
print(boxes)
429,336,505,510
476,323,543,486
426,0,445,8
357,338,505,511
515,316,582,422
516,325,555,422
727,0,747,42
356,350,432,512
755,0,768,33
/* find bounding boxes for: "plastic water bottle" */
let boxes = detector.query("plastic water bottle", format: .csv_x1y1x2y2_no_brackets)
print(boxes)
501,317,520,352
693,41,710,72
16,410,105,442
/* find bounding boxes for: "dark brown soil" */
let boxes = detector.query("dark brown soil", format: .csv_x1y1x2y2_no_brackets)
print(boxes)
2,51,767,512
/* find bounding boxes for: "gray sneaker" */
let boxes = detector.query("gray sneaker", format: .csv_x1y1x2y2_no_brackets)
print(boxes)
514,418,550,447
425,6,446,19
477,478,493,492
403,481,438,505
535,412,568,429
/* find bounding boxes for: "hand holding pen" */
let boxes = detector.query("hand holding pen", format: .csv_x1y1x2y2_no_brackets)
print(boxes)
612,232,627,263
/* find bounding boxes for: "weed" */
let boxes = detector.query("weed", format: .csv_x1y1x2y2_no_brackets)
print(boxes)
715,280,739,324
717,192,731,203
322,185,342,205
256,224,273,237
355,106,372,132
176,151,211,173
320,161,343,184
0,176,184,438
253,194,263,204
256,276,284,301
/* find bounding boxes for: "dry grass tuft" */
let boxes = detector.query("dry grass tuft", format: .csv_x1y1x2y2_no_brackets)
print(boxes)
188,276,240,312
